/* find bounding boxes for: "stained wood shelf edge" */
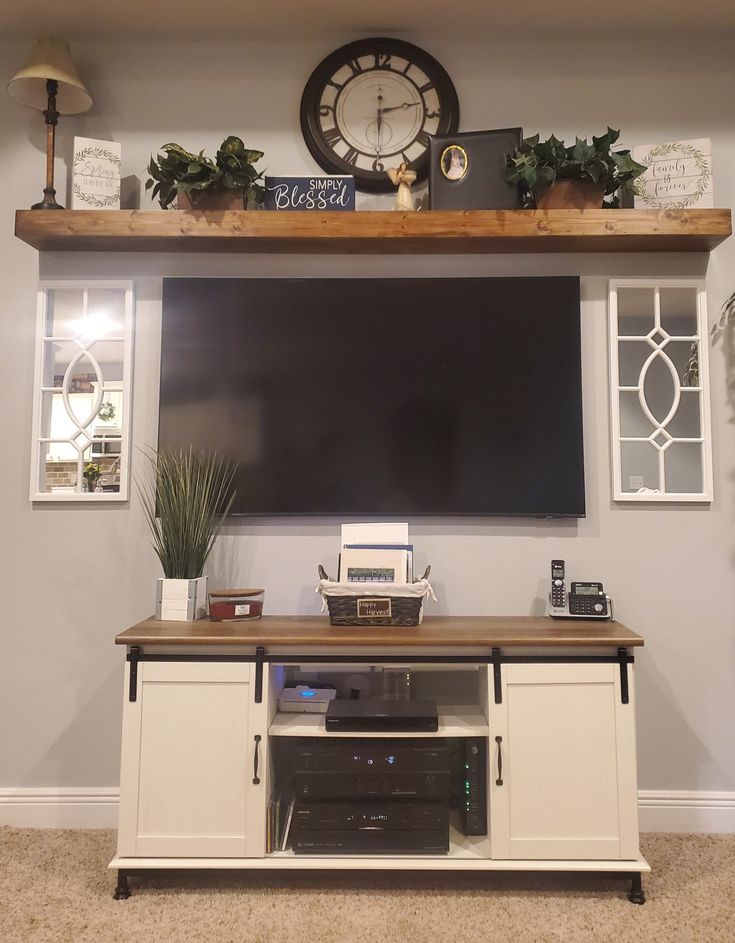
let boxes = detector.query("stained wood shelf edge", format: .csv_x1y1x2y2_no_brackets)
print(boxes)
15,208,732,254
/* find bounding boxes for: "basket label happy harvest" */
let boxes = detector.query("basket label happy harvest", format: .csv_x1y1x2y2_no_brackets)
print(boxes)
356,598,392,619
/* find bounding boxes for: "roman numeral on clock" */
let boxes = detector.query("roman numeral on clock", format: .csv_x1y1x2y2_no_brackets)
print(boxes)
343,147,360,166
322,127,343,148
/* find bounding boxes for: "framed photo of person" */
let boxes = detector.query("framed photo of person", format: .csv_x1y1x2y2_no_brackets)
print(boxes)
429,127,523,210
440,144,469,181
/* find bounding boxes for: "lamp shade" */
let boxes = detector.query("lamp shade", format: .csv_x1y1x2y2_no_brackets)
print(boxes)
8,36,92,114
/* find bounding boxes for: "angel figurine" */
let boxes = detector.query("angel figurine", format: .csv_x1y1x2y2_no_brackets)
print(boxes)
387,162,417,211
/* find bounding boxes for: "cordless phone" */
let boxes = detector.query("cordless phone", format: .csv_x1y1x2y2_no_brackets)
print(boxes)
547,560,612,620
551,560,566,608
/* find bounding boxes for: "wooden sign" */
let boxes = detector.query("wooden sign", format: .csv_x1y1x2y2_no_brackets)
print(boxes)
72,137,122,210
264,175,355,211
632,138,713,209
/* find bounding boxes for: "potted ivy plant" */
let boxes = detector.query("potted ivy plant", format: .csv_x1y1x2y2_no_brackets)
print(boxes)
505,128,647,209
137,447,238,621
146,136,265,210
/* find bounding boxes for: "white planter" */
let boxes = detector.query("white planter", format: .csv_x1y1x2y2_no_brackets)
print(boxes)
156,576,208,622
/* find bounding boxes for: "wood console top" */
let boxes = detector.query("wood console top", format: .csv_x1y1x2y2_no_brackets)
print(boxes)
116,615,644,648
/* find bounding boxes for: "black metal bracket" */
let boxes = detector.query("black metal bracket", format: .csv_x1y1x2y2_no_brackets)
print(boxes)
492,648,502,704
618,648,631,705
254,646,265,703
128,647,139,702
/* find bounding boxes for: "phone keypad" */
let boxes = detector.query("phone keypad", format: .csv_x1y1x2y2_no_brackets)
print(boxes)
569,596,607,616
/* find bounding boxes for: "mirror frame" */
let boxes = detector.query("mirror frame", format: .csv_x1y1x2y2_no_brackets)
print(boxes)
608,278,713,503
30,280,135,502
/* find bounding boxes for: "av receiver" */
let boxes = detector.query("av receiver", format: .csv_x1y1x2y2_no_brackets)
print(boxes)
292,801,449,854
291,740,451,801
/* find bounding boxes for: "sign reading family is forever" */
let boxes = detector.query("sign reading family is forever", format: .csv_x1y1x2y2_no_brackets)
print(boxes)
72,137,122,210
632,138,713,209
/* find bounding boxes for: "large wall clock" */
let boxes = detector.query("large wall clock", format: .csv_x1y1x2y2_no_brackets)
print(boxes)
300,38,460,193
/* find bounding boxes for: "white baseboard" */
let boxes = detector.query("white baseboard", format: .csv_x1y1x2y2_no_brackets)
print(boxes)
637,790,735,834
2,788,734,832
0,788,119,828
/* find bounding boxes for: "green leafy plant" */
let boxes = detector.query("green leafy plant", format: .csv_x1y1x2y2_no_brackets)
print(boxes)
137,447,238,579
145,136,265,209
84,461,101,492
505,128,647,203
98,401,116,422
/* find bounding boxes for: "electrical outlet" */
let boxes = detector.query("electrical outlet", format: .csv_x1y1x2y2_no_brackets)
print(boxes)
629,475,644,490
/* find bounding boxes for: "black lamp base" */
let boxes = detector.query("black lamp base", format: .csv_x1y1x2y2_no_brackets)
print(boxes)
31,187,64,210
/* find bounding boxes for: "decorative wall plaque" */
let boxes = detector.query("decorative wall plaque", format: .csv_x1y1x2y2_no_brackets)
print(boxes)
632,138,713,209
72,137,121,209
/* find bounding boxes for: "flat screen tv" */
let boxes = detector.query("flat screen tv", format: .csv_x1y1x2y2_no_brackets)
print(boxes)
159,276,584,517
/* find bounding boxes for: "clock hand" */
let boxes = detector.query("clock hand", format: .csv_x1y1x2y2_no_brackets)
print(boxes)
376,93,383,154
381,102,421,113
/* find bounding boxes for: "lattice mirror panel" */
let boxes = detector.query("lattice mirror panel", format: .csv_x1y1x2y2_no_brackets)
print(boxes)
31,282,134,501
608,280,712,502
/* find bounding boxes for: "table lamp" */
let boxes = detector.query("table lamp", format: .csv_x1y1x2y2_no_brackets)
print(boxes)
8,36,93,209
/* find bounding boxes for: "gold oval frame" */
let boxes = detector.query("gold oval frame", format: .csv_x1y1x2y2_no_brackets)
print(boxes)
439,144,469,181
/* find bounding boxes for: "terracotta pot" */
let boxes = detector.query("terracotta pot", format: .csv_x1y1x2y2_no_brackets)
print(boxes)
176,189,245,210
534,180,605,210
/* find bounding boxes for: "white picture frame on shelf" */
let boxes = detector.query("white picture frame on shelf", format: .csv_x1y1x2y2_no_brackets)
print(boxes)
72,137,122,210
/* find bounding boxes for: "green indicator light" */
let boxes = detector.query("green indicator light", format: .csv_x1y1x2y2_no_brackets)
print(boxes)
465,763,470,769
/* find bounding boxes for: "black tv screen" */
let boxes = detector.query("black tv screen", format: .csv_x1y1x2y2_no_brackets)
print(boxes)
159,277,585,517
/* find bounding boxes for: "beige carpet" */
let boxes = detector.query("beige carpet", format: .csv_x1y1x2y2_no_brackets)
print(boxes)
1,829,734,943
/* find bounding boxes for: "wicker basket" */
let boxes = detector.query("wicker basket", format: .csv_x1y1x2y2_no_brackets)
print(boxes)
317,564,432,627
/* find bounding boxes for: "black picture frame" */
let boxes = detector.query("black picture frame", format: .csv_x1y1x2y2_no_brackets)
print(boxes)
429,127,524,210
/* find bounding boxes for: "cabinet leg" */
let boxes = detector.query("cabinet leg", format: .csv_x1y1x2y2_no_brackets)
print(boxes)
113,869,131,900
628,872,646,904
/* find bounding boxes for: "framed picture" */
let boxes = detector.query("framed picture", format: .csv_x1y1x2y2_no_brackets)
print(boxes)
440,145,469,181
429,127,523,210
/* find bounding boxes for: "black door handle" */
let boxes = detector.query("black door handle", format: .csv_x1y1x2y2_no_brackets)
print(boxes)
495,735,503,786
253,734,262,785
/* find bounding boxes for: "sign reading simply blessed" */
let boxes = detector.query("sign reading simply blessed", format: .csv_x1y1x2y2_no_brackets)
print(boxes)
632,138,713,209
72,137,122,210
264,175,355,211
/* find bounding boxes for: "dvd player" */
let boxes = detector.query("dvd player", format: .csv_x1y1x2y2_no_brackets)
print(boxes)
326,698,438,732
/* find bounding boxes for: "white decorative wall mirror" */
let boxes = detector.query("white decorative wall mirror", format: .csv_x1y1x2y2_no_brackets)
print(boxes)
608,279,712,502
30,281,134,501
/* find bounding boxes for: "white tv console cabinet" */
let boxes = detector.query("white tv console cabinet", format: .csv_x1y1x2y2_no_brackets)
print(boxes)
111,616,648,903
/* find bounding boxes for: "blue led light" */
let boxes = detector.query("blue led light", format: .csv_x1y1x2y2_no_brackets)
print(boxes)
300,690,316,697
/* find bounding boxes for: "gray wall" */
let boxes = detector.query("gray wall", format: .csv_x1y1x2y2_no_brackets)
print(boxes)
1,35,733,794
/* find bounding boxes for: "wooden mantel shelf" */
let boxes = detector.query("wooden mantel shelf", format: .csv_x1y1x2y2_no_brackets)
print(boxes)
15,208,731,254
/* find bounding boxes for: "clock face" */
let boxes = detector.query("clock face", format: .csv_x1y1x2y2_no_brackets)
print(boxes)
300,38,460,193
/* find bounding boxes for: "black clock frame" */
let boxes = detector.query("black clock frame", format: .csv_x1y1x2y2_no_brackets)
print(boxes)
300,37,460,194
